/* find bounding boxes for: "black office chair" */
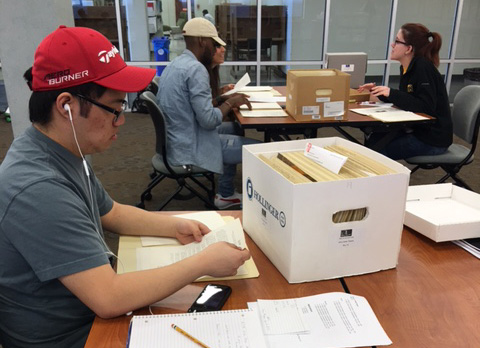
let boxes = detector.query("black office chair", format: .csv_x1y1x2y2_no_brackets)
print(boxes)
137,91,217,210
405,85,480,190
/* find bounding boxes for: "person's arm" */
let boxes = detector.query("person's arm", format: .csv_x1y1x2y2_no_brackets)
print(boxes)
386,73,437,115
101,201,209,244
357,82,376,93
374,63,439,115
220,84,235,94
189,65,223,130
218,93,252,117
60,242,251,318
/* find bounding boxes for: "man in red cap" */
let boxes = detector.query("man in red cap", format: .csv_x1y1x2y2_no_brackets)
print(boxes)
0,26,250,348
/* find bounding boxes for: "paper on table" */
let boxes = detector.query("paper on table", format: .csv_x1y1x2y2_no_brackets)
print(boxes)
140,211,227,246
238,86,273,92
136,219,248,275
128,308,269,348
249,96,287,103
223,73,251,95
249,292,392,348
351,107,428,122
245,91,282,99
256,298,309,335
239,102,282,110
240,109,288,118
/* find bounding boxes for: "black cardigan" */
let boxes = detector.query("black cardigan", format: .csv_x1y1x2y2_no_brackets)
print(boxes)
379,57,453,147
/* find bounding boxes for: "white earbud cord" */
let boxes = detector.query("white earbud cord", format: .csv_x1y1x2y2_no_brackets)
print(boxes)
66,105,123,272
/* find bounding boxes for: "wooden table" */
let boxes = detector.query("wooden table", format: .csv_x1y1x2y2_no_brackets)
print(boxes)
235,87,433,147
344,227,480,348
84,211,344,347
86,211,480,347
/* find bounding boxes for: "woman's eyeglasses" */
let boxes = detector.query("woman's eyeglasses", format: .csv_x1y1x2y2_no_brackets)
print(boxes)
74,93,126,124
394,39,408,46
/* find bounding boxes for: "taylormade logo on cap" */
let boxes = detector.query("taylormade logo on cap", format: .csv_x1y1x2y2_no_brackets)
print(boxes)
98,46,120,64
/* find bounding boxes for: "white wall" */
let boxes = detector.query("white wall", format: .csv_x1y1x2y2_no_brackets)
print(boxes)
0,0,74,137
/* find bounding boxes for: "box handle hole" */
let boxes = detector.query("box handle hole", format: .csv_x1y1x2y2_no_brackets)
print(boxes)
332,207,368,223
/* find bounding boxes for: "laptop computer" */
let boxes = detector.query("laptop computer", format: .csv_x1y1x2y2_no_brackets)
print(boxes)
325,52,368,89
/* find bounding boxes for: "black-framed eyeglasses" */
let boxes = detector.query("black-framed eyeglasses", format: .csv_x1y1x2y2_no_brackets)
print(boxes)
74,93,126,123
394,39,409,46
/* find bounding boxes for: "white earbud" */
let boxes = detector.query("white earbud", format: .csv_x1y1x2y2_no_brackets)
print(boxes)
64,104,72,121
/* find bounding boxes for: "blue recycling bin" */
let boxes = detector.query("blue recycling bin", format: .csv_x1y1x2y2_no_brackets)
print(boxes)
152,36,170,76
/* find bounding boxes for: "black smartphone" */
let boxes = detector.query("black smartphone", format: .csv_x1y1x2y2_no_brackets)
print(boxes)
187,284,232,313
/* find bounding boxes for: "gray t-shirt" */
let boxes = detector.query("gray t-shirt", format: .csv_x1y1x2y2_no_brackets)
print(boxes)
0,126,113,348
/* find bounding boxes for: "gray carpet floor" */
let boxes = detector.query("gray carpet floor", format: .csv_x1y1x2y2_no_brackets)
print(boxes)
1,111,479,252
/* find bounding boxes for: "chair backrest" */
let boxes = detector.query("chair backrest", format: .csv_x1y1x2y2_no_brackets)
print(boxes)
452,85,480,144
139,91,167,158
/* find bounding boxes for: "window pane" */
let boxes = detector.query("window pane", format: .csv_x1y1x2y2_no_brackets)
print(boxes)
328,0,392,60
456,0,480,59
395,0,456,59
365,64,386,86
73,1,129,59
284,0,326,61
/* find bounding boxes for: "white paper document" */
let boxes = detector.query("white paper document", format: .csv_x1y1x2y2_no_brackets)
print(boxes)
248,96,287,103
304,142,347,174
223,73,251,95
128,308,268,348
350,107,428,122
238,86,273,92
249,292,392,348
240,109,288,118
140,211,227,247
136,219,247,275
239,102,282,110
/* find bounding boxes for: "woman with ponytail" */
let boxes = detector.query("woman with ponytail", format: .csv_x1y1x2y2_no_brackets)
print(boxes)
359,23,453,160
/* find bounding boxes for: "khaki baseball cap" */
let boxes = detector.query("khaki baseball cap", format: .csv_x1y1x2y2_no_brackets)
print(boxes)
183,18,226,46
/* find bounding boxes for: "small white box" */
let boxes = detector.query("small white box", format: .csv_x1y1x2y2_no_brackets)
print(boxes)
148,16,161,34
405,183,480,242
242,137,410,283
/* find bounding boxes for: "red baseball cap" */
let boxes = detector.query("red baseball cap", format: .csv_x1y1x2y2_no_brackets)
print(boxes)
32,25,155,92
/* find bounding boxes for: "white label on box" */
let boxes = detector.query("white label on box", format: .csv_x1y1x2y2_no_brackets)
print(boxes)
324,101,344,118
331,227,362,248
311,115,321,120
304,142,347,174
316,97,330,103
302,106,320,115
341,64,355,72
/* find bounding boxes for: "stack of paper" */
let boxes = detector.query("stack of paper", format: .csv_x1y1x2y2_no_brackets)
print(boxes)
452,238,480,259
127,292,392,348
134,215,260,282
350,106,428,122
239,102,288,118
136,219,248,275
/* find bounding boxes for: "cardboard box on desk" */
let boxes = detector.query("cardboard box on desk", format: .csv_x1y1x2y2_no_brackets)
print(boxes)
286,69,350,122
242,137,410,283
405,183,480,242
349,88,370,103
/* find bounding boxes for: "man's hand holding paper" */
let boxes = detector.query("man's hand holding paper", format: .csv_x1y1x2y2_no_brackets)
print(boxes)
174,218,211,244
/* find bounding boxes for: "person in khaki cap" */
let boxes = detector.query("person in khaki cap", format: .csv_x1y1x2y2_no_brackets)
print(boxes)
157,18,259,209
